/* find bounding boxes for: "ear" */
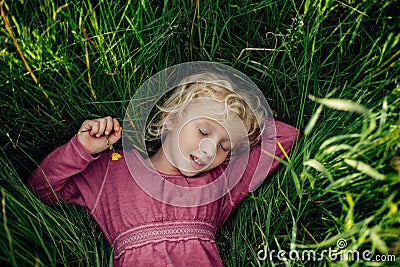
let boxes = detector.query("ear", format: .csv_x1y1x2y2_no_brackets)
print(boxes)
162,112,177,131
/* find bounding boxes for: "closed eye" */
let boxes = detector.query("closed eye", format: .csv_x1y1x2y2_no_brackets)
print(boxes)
198,128,208,136
220,142,232,152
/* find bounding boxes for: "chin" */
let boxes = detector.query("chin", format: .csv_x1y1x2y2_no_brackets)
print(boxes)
180,171,199,177
180,166,215,177
178,168,204,177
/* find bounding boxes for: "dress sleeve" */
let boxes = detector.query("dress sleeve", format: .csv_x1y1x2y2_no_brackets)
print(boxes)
27,135,109,210
226,120,299,207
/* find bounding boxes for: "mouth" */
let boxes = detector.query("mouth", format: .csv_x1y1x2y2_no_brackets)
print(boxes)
190,154,206,170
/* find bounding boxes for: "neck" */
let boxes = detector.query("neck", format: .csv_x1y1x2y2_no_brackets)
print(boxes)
148,147,180,175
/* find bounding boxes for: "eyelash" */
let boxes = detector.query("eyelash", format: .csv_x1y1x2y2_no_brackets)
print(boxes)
198,128,228,152
198,128,207,136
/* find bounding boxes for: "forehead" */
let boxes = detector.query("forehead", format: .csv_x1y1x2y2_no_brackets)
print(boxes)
182,98,247,143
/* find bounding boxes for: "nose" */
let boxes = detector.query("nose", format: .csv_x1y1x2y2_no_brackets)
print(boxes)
199,138,216,158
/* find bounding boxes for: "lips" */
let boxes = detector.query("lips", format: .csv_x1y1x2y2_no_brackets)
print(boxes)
190,154,206,170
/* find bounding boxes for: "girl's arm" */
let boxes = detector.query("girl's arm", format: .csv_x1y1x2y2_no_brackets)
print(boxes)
226,120,299,206
28,135,108,208
28,117,122,208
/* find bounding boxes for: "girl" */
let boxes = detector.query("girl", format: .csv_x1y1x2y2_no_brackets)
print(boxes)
29,70,299,266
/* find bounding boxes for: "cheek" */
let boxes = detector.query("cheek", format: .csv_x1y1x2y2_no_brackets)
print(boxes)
212,152,228,167
177,126,199,150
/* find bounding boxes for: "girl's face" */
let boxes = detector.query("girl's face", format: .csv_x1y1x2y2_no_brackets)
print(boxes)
155,99,246,177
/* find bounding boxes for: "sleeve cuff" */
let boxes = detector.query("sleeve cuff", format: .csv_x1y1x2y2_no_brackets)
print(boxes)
71,134,101,162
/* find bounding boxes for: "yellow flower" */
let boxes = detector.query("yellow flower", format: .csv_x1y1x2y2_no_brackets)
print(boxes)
111,152,122,161
106,135,122,161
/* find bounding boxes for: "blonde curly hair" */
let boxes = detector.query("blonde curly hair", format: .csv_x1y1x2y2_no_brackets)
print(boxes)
147,72,265,153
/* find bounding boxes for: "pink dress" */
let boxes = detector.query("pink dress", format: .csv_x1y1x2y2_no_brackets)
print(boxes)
28,121,298,266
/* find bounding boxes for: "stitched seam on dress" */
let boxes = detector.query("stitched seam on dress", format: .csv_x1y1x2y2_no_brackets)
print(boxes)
220,165,235,208
90,152,110,216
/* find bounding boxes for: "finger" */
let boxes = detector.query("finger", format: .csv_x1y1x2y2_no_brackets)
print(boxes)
113,118,121,132
95,117,110,137
108,130,122,145
104,116,114,136
109,126,122,144
78,120,95,135
90,120,100,136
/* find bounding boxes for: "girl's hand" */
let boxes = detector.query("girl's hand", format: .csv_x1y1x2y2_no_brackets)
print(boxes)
77,116,122,155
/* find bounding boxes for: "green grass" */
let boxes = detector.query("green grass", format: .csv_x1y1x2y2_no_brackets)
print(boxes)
1,0,399,266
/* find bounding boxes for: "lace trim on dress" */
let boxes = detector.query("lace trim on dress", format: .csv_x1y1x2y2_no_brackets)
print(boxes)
112,220,217,258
